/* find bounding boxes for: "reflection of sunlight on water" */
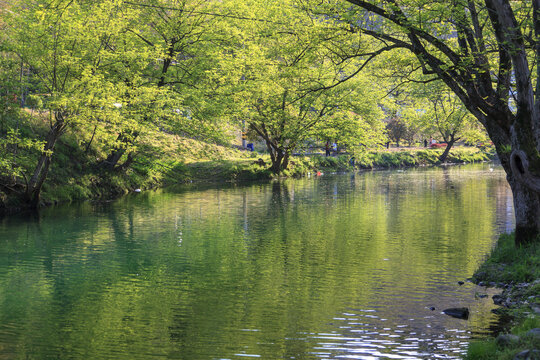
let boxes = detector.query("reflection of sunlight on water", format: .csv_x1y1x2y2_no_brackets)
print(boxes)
308,310,468,359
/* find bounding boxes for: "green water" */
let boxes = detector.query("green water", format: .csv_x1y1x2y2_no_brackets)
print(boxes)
0,164,513,359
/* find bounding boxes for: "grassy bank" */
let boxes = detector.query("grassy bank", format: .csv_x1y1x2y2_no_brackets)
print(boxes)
348,146,492,169
466,234,540,359
0,115,494,211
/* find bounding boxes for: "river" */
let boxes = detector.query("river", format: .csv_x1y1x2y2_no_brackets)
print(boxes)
0,163,514,359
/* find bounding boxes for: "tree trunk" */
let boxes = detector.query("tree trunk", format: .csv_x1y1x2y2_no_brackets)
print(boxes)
282,152,290,171
266,142,290,174
103,147,126,170
438,140,455,163
26,119,65,208
507,174,540,245
118,152,135,170
102,131,139,170
490,127,540,245
270,150,285,174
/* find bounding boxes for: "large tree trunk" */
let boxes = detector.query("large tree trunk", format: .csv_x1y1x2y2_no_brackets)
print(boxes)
25,118,65,208
491,126,540,245
481,116,540,244
282,152,290,170
269,150,285,174
508,175,540,245
267,142,290,174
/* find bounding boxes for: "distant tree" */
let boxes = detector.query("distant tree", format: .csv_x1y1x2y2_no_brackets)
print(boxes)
424,92,476,162
386,117,407,147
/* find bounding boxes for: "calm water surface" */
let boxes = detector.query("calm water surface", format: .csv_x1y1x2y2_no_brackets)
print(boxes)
0,164,514,359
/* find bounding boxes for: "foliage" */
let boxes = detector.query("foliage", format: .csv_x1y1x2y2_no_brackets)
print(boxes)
354,147,489,169
0,0,509,210
385,117,408,147
464,340,499,360
223,0,384,173
306,0,540,243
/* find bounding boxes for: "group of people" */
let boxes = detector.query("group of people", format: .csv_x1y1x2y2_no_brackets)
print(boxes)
324,141,337,157
424,138,437,147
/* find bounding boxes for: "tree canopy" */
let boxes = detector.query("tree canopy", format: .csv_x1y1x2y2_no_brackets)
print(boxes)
1,0,538,244
301,0,540,244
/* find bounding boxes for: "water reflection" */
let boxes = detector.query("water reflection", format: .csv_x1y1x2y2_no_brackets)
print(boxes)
0,164,513,359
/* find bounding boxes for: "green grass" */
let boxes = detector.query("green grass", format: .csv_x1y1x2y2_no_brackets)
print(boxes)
465,317,540,360
353,147,491,169
473,233,540,284
10,144,494,207
465,340,499,360
0,108,495,209
466,233,540,360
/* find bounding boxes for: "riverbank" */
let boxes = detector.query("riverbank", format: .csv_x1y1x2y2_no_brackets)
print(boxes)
466,234,540,359
0,123,494,213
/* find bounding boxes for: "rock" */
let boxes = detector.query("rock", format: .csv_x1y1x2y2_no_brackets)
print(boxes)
458,281,464,286
489,282,497,287
532,306,540,315
443,307,469,320
478,281,486,287
493,294,504,305
478,294,488,298
429,306,436,311
513,349,540,360
525,328,540,340
496,334,520,347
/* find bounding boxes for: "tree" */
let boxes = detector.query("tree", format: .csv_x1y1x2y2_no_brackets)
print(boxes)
385,117,407,147
386,78,478,161
424,91,475,162
99,0,233,170
315,109,386,153
310,0,540,244
227,0,382,173
2,0,157,206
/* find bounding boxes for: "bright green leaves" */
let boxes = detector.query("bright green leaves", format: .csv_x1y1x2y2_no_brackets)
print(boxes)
221,0,384,170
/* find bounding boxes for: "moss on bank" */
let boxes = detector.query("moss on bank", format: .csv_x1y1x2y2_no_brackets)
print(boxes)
466,234,540,360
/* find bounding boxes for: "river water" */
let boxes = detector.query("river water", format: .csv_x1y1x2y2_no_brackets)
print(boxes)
0,164,514,359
